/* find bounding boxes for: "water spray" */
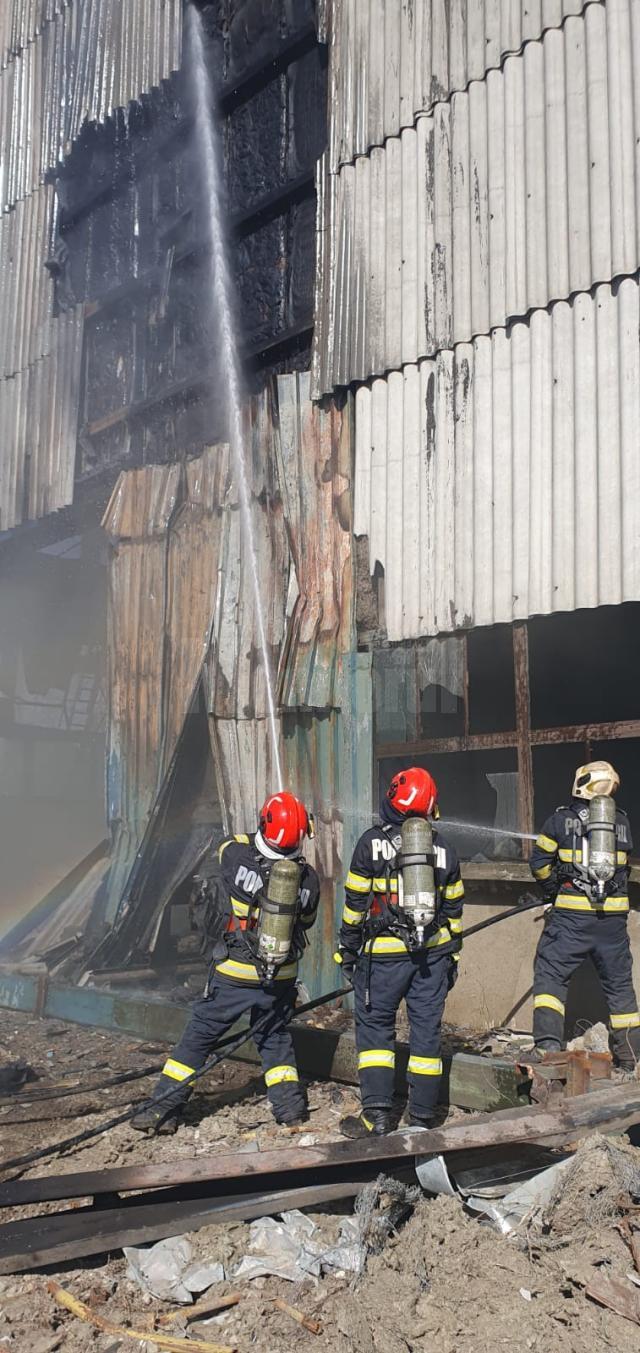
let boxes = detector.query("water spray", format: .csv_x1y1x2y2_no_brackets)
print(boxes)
187,6,283,789
438,819,537,843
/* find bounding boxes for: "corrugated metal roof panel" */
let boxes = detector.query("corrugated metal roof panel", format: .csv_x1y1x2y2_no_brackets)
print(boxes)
323,0,594,171
313,0,640,393
354,276,640,639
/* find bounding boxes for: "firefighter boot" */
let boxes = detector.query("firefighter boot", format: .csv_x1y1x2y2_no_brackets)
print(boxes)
339,1108,393,1138
130,1102,183,1135
408,1115,434,1130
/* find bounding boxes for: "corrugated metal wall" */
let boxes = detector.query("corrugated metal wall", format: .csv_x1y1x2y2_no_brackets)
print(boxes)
355,278,640,639
314,0,640,393
0,0,182,530
315,0,640,638
324,0,594,170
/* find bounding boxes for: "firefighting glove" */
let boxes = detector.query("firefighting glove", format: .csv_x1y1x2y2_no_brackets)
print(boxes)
333,947,358,979
447,953,460,991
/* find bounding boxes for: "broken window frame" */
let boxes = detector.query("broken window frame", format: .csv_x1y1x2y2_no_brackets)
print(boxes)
374,622,640,858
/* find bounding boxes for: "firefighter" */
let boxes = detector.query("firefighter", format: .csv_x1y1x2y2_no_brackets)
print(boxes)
131,792,320,1134
530,761,640,1069
334,767,464,1136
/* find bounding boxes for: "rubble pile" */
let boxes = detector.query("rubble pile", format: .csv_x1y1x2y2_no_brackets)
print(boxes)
0,1012,639,1351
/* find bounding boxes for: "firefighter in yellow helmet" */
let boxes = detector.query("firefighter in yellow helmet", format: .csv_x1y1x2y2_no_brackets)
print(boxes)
530,761,640,1069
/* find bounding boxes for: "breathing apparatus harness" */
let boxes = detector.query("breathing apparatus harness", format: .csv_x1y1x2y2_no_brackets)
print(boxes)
556,795,619,907
363,815,441,1006
221,844,306,983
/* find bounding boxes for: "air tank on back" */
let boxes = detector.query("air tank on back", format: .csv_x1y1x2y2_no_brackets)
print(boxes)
398,817,436,944
256,857,301,978
586,795,617,900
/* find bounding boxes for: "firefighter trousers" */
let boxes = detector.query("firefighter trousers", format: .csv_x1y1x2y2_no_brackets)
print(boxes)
352,951,452,1119
533,910,640,1066
151,974,306,1122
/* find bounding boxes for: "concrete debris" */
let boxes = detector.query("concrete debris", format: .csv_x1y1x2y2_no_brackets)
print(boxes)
567,1023,611,1054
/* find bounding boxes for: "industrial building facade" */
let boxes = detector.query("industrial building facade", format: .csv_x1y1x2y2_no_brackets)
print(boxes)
1,0,640,1023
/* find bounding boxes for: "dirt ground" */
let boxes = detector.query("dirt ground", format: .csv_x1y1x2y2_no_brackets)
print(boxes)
0,1011,638,1352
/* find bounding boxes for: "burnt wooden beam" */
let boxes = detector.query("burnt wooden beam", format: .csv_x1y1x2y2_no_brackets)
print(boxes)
60,24,320,229
2,1082,639,1213
0,1176,387,1275
82,316,315,439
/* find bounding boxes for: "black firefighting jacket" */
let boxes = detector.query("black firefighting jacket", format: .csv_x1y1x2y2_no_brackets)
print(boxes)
213,834,320,985
338,821,464,959
530,799,632,914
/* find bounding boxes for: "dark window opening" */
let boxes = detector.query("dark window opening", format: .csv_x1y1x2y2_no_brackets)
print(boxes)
532,743,588,828
467,624,515,733
378,749,519,862
529,603,640,729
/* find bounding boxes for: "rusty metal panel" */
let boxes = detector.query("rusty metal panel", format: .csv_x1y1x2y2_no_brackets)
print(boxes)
205,392,290,723
313,0,640,393
163,447,231,769
276,372,353,710
322,0,593,172
102,464,180,917
354,277,640,639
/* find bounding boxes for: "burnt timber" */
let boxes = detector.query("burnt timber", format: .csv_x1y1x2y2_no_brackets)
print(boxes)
0,1083,639,1273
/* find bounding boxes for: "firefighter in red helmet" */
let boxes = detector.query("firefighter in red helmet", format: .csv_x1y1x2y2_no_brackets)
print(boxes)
132,792,319,1135
335,767,464,1136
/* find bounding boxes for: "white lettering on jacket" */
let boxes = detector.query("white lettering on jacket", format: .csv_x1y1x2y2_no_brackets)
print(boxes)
234,865,263,894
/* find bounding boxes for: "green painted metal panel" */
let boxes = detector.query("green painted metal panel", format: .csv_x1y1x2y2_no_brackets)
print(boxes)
0,974,38,1013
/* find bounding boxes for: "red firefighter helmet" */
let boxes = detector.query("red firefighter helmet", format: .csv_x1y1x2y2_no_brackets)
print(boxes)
387,767,438,818
259,792,313,851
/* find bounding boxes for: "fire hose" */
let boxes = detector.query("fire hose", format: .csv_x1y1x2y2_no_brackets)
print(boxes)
461,891,545,939
0,982,350,1176
0,895,547,1173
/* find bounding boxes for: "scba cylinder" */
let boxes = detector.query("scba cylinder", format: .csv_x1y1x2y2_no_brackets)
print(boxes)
256,857,301,975
587,795,617,895
399,817,436,942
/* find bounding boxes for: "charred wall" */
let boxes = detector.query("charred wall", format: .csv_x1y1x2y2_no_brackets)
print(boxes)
54,0,326,483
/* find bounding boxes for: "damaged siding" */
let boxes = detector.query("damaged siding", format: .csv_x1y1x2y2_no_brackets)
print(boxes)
276,372,353,710
0,0,182,530
313,0,640,393
99,380,356,981
323,0,594,170
354,278,640,639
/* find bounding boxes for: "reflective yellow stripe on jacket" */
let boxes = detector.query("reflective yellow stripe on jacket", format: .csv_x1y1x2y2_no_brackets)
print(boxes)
555,895,629,913
364,925,457,956
215,958,298,981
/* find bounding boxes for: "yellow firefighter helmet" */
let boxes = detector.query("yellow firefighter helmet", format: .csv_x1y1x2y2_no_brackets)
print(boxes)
572,760,620,800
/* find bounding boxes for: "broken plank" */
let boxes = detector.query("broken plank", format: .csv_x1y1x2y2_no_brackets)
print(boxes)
586,1273,640,1326
1,1082,639,1212
0,1177,380,1274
